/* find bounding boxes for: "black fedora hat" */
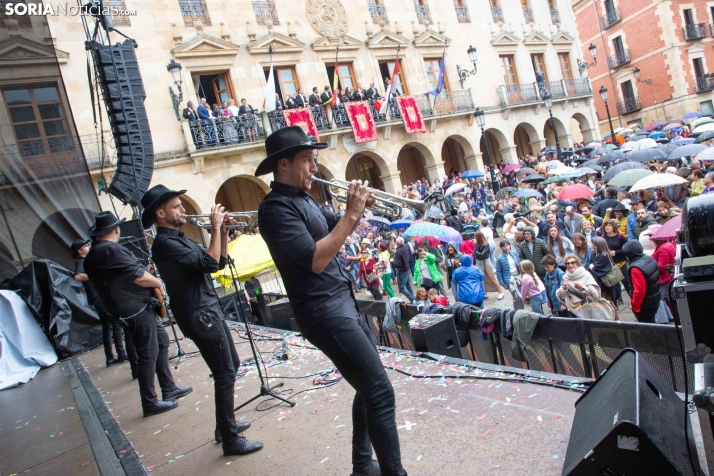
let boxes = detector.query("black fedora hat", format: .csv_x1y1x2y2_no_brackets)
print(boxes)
70,238,90,259
254,126,328,177
88,211,126,237
140,184,186,229
612,203,629,214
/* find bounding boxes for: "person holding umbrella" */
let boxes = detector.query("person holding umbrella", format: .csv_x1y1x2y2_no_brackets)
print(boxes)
413,247,443,294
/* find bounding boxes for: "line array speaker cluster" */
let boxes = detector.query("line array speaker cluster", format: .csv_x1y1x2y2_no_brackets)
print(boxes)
90,39,154,206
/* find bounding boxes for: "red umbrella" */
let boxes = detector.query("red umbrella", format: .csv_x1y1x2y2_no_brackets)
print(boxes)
558,184,594,200
501,163,522,175
651,214,682,241
410,219,441,247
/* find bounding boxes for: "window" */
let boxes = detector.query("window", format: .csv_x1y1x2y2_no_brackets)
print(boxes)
613,36,625,55
531,54,548,82
684,8,694,26
107,0,131,27
179,0,211,27
368,0,388,24
604,0,615,16
326,63,357,90
621,80,635,100
521,0,534,22
252,1,279,26
694,58,705,79
3,84,73,157
499,55,519,85
414,0,432,25
192,72,235,106
548,0,560,24
701,100,714,116
454,0,470,23
424,58,448,92
0,0,32,28
378,60,409,95
490,0,503,23
558,53,573,80
264,66,300,101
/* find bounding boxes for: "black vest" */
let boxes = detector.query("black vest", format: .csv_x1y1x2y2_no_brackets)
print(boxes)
627,254,660,311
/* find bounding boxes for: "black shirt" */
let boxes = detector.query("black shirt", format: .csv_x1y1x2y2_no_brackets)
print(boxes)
83,240,152,317
258,181,359,332
151,227,227,326
74,258,100,301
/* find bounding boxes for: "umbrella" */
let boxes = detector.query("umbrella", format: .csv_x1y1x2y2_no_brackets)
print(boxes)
541,146,558,154
514,188,543,198
666,143,707,161
575,167,598,175
654,138,670,144
575,147,594,155
501,163,521,175
602,162,647,182
692,117,714,127
574,156,591,162
619,142,635,153
559,169,588,178
461,169,485,179
620,131,634,138
695,147,714,161
663,123,681,131
543,160,563,169
693,123,714,134
558,184,593,200
628,147,668,163
546,166,577,175
585,141,602,149
597,150,626,164
654,120,668,127
651,214,682,241
516,167,538,180
560,150,574,157
607,169,654,187
695,131,714,143
589,147,612,156
578,163,603,171
403,222,457,239
633,138,659,150
604,143,619,149
369,216,391,228
426,205,444,219
683,112,702,120
579,158,599,167
521,174,546,183
389,219,412,229
444,182,467,196
629,173,688,193
496,187,518,200
649,131,666,139
542,175,567,185
643,124,656,132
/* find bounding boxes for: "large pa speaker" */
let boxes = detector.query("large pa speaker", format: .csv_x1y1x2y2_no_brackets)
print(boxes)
264,298,300,332
562,348,700,476
118,219,149,267
91,39,154,206
408,314,461,359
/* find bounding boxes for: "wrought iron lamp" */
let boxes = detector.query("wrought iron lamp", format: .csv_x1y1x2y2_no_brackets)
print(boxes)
541,90,561,158
167,59,183,121
599,86,616,145
474,108,496,189
456,45,478,88
577,43,597,77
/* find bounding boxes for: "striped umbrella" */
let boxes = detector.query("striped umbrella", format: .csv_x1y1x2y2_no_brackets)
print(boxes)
607,169,654,187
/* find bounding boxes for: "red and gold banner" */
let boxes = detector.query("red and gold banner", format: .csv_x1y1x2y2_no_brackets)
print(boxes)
344,101,378,143
396,95,426,134
282,107,320,141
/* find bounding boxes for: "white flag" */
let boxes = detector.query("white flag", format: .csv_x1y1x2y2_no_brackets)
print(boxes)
263,63,276,113
379,81,393,115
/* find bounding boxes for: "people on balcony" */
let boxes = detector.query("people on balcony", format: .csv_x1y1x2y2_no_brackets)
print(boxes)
365,82,381,100
285,93,297,109
274,93,284,111
227,99,240,117
295,88,308,108
353,88,366,101
197,97,216,147
309,87,322,107
320,86,333,104
239,98,257,142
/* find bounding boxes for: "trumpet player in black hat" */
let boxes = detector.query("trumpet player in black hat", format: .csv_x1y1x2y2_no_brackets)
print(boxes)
83,211,192,416
142,185,263,456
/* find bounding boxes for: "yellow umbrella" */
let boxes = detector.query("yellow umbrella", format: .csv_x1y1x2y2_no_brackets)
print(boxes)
212,234,275,287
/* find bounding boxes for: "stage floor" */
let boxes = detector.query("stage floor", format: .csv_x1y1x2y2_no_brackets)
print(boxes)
73,325,590,475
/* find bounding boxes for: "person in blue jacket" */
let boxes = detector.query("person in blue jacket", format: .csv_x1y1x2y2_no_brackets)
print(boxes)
495,240,520,288
451,255,485,307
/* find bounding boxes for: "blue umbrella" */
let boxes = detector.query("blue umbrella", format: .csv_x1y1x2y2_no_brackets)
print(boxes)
560,150,574,157
673,137,695,145
403,222,453,238
683,112,702,120
649,131,666,138
560,169,588,178
389,219,412,229
426,205,444,219
514,188,543,198
368,216,391,228
460,169,485,179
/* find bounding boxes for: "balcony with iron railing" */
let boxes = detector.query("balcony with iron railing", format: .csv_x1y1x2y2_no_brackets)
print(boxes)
491,5,503,23
251,1,279,25
606,49,630,69
415,4,432,24
695,75,714,93
550,8,560,24
601,8,620,29
564,78,593,96
432,89,475,115
368,2,388,24
522,7,534,23
454,4,470,23
616,96,642,115
186,114,266,151
178,0,211,26
499,79,592,106
683,23,707,40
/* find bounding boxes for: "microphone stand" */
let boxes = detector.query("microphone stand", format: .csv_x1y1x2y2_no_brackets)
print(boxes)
226,254,295,411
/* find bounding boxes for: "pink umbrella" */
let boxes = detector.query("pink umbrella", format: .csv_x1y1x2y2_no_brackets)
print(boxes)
558,184,594,200
651,214,682,241
501,163,522,175
410,219,441,247
643,124,656,132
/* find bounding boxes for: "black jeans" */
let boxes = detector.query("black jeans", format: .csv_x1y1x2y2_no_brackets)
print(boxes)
92,298,125,359
124,310,176,407
303,316,406,475
182,314,240,444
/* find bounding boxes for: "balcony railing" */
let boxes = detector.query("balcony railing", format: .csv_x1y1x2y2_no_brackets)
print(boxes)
311,105,331,132
251,1,280,25
331,104,351,129
187,115,265,151
267,110,286,131
368,2,388,24
606,49,630,69
416,95,433,117
540,80,567,99
499,79,592,106
696,75,714,93
601,8,620,29
454,4,470,23
499,83,539,106
564,78,593,96
550,8,560,24
616,96,642,115
683,23,707,40
415,4,432,24
434,89,474,115
522,7,534,23
491,5,503,23
178,0,211,26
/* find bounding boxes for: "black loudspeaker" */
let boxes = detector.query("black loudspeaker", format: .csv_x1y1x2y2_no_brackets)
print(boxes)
264,298,300,332
219,293,253,324
117,219,149,266
91,39,154,206
408,314,461,359
562,348,700,476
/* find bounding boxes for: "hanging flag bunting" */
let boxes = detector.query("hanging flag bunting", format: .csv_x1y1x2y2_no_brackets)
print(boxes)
282,107,320,141
396,96,426,134
429,43,446,96
380,44,401,115
263,45,276,112
344,101,378,143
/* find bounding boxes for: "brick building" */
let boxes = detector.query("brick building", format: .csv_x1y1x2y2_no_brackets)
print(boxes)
572,0,714,134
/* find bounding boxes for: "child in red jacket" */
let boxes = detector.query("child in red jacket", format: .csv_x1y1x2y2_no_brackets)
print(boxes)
427,288,449,306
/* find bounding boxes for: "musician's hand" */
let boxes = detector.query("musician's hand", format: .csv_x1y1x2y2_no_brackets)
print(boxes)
157,287,166,299
211,203,226,230
221,216,236,235
345,180,370,218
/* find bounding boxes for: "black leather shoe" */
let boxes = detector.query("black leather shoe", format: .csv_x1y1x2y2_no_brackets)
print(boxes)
131,369,138,380
350,460,381,476
222,436,263,456
106,357,119,367
215,422,251,443
163,386,193,400
117,352,129,362
143,400,178,417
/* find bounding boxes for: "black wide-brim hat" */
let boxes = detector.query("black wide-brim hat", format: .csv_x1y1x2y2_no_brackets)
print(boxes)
612,203,629,214
140,184,186,229
71,238,90,258
88,211,126,237
254,126,328,177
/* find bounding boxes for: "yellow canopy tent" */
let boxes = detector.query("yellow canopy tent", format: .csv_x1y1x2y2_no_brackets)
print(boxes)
212,234,275,287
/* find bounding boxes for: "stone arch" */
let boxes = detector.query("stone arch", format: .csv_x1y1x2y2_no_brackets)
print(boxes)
215,175,270,214
180,194,205,246
32,208,96,271
479,127,510,167
513,122,541,158
346,152,390,192
397,141,440,187
543,117,568,149
571,112,595,143
442,134,477,175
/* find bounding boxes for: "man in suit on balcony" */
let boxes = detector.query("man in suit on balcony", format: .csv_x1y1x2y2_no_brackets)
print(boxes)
285,94,297,109
365,82,380,100
309,87,322,107
295,88,308,108
274,93,284,111
197,97,215,147
320,86,333,104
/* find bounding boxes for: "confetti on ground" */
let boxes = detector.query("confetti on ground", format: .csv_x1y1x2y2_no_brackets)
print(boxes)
81,461,91,466
163,424,170,428
537,416,542,422
417,454,423,461
492,465,500,469
528,393,537,398
553,455,558,459
154,430,161,435
555,415,561,420
320,457,329,464
419,410,428,415
482,429,492,436
477,415,487,420
490,401,498,407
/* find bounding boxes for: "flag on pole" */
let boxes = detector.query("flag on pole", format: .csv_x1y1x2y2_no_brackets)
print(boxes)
263,47,276,112
380,45,401,115
429,50,445,96
324,47,339,106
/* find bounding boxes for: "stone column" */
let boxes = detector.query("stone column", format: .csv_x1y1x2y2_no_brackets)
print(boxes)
558,133,573,149
529,139,546,155
424,163,445,184
464,152,484,172
498,145,519,164
379,172,403,195
581,128,597,143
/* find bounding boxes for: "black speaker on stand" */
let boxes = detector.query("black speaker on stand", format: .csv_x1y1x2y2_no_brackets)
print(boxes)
562,348,701,476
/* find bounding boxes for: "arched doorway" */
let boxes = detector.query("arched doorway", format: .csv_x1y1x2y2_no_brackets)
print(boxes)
397,145,427,186
514,122,539,158
543,117,567,148
309,164,334,205
571,112,594,143
442,136,468,175
180,195,205,246
215,175,270,213
346,153,385,191
32,208,95,271
479,128,508,168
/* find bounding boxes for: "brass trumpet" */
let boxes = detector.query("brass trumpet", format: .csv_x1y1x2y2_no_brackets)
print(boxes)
186,211,257,230
310,176,429,218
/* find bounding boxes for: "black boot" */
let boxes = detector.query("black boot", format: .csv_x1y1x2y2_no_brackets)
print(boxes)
222,436,263,456
117,352,129,362
350,460,381,476
106,357,119,367
163,386,193,401
143,400,178,417
215,422,251,443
